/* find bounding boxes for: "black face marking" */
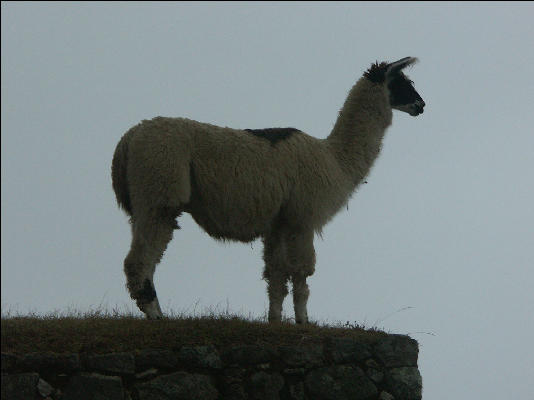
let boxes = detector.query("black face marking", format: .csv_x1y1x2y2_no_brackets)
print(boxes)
244,128,300,145
364,59,424,115
138,279,157,304
388,74,422,107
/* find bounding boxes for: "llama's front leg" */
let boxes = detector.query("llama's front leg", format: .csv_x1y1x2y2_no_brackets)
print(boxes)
288,230,315,324
292,274,310,324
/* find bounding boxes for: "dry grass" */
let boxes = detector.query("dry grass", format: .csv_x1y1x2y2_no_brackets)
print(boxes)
1,308,386,355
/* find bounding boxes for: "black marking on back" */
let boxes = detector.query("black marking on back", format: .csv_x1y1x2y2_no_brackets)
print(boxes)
244,127,300,145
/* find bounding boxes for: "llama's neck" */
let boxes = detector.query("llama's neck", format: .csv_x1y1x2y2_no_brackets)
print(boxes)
326,77,393,185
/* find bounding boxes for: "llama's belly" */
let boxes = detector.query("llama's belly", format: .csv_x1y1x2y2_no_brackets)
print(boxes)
185,201,277,242
183,175,284,242
184,138,295,241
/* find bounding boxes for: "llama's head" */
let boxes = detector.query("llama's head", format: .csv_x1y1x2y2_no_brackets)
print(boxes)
365,57,425,116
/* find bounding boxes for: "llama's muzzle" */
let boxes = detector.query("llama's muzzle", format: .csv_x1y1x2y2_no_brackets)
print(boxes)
411,100,425,116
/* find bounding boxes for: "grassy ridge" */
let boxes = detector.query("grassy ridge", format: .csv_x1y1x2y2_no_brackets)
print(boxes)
1,311,386,354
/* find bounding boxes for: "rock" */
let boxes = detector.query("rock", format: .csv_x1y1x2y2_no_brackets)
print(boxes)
249,371,284,400
365,359,381,369
221,368,247,400
283,367,306,376
222,366,246,383
365,359,384,383
366,367,384,383
305,365,378,400
37,378,54,397
373,335,419,367
385,367,422,400
279,344,324,368
1,373,39,400
136,367,159,380
224,383,248,400
62,373,124,400
17,352,80,373
329,338,372,363
178,345,222,369
223,344,278,365
135,349,178,371
1,353,18,372
84,352,135,375
137,371,218,400
288,381,306,400
379,391,395,400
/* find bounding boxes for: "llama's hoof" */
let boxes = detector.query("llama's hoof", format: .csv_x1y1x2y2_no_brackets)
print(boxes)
141,300,164,320
295,317,309,325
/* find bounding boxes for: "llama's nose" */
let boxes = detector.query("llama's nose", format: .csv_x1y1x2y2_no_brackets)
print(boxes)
416,100,425,113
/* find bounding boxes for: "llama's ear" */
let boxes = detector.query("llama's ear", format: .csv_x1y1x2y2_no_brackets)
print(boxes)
387,57,418,75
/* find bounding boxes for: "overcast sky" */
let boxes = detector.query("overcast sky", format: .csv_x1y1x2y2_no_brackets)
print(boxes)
2,2,534,399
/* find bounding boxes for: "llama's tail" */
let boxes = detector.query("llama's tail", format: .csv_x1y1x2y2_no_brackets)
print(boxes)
111,132,133,216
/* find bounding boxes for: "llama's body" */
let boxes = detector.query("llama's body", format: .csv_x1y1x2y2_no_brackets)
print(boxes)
119,118,356,240
112,57,425,323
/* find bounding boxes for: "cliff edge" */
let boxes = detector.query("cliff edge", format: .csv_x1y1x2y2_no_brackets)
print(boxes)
1,316,422,399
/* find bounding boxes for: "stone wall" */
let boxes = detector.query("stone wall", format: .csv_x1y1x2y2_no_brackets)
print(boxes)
1,334,422,400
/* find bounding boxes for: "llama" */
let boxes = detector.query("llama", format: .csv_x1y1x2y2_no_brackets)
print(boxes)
112,57,425,323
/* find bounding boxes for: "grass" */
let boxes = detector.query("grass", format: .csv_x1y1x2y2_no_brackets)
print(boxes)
1,307,387,355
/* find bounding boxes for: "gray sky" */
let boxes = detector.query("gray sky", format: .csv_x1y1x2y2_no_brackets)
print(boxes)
2,2,533,399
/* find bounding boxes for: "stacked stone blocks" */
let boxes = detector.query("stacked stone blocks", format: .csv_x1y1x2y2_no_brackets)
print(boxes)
1,334,421,400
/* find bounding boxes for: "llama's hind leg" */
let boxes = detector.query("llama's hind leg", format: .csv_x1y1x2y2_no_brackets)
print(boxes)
264,268,289,323
124,211,176,319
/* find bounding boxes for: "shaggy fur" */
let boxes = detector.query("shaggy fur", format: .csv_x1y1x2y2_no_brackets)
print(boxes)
112,57,425,323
